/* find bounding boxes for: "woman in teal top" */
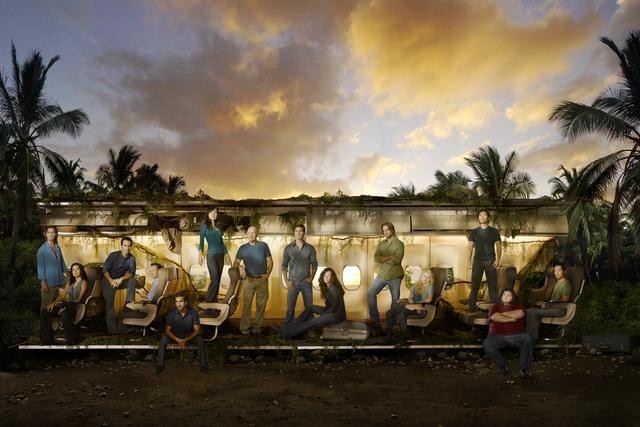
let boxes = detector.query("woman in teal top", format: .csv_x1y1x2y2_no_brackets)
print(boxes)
199,207,228,302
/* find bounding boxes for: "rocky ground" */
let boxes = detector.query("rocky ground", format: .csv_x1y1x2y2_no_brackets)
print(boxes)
2,348,640,426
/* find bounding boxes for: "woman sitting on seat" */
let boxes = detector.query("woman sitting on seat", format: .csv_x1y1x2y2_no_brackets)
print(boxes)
281,267,346,339
40,262,89,345
384,268,434,347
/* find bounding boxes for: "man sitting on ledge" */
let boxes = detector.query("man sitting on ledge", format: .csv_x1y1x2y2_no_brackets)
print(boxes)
155,291,207,375
483,288,532,380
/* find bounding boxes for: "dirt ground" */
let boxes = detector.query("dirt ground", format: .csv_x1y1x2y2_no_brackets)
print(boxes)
1,349,640,427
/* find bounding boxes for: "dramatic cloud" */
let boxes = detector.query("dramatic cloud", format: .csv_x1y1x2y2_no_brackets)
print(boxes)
505,74,618,130
93,27,350,198
348,153,412,195
349,0,600,119
521,136,624,176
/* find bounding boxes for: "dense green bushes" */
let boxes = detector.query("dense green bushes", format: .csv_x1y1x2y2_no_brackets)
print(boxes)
0,239,41,318
565,281,640,341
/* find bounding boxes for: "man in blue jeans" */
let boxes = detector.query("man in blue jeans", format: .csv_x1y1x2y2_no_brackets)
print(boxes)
367,221,404,325
102,236,137,334
155,291,207,375
483,289,532,380
281,224,318,324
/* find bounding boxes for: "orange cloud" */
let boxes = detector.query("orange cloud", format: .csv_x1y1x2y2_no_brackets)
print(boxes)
505,74,617,130
349,0,601,117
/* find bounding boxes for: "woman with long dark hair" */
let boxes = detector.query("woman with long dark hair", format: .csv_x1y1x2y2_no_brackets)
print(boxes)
281,267,346,339
199,207,228,302
40,262,89,345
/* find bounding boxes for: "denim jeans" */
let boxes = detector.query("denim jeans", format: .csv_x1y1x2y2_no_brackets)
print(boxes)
368,275,402,322
157,335,207,369
483,333,533,370
102,277,137,334
284,280,313,324
281,305,345,338
205,253,224,303
469,259,498,309
385,303,423,334
526,306,567,339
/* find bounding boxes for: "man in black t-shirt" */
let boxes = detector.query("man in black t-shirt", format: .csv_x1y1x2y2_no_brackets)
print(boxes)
467,209,502,311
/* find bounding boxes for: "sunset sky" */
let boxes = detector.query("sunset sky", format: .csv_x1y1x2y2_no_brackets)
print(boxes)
1,0,639,199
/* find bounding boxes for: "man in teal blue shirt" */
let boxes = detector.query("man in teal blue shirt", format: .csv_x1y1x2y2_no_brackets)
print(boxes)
37,226,68,344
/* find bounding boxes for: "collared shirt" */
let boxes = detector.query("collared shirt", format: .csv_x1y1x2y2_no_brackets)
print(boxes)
146,277,162,303
199,224,228,254
282,241,318,282
374,236,404,280
166,307,200,338
103,250,136,279
37,242,68,287
236,240,271,276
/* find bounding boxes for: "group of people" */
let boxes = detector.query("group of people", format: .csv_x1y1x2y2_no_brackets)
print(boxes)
37,208,573,378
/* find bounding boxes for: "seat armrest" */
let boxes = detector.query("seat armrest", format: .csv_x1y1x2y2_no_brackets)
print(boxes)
199,302,228,311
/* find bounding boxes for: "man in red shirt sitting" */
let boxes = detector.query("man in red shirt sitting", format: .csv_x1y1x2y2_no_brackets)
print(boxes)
483,288,532,380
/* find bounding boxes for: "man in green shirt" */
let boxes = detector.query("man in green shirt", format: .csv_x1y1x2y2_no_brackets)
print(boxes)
368,221,405,324
526,262,572,340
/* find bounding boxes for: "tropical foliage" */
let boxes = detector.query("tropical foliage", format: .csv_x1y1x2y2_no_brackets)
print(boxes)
550,31,640,277
422,170,474,201
464,145,535,205
0,43,89,260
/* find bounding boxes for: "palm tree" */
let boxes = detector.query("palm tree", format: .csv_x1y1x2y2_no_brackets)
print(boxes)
166,174,187,196
549,31,640,277
44,152,86,195
95,145,141,195
422,170,474,201
132,163,166,194
0,43,89,259
464,145,535,204
388,182,417,198
549,165,606,279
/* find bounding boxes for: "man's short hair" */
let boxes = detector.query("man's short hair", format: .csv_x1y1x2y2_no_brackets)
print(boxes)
174,291,189,304
121,236,133,246
478,209,490,217
294,224,306,233
553,261,566,271
381,221,395,233
150,262,163,270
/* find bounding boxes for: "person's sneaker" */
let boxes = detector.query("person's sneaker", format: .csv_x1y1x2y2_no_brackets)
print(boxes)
520,369,531,381
241,330,250,335
154,366,163,376
383,336,395,345
499,365,509,376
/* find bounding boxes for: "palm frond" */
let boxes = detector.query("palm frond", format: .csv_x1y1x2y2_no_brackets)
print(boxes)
549,101,635,142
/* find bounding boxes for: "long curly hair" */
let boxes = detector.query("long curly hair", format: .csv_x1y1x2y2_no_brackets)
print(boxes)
318,267,345,301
